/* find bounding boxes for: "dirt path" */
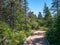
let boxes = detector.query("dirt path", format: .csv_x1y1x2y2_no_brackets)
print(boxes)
23,30,49,45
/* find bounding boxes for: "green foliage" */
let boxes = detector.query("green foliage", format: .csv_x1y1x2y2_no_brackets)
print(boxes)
43,3,52,27
46,0,60,45
0,21,10,34
5,31,27,45
46,16,58,45
38,12,43,19
37,12,44,28
0,21,31,45
1,0,58,45
39,27,48,30
27,11,38,29
32,21,38,29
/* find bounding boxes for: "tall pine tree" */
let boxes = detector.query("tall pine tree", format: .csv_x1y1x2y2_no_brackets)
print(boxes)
43,3,52,27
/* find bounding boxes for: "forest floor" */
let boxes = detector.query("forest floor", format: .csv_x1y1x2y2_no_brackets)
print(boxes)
24,30,50,45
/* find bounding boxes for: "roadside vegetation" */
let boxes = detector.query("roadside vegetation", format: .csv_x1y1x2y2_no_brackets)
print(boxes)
0,0,60,45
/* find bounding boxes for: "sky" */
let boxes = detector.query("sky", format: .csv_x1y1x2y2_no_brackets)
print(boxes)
28,0,52,16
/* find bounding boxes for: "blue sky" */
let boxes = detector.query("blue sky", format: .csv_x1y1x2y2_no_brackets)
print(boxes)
28,0,52,16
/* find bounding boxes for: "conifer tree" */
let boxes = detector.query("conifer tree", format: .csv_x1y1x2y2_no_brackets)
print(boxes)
43,3,52,27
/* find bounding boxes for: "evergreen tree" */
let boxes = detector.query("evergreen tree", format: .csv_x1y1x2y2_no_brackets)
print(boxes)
28,11,38,29
51,0,60,16
47,0,60,45
43,3,52,27
22,0,28,30
38,12,42,19
37,12,43,28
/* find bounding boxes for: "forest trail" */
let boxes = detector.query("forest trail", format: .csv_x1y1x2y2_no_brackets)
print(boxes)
24,30,50,45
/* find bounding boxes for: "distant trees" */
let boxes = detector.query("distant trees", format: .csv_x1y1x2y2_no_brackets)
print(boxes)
43,3,52,27
37,12,44,28
38,12,43,19
27,11,38,30
0,0,52,30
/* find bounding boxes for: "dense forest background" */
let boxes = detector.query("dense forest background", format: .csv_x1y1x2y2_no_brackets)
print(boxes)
0,0,60,45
